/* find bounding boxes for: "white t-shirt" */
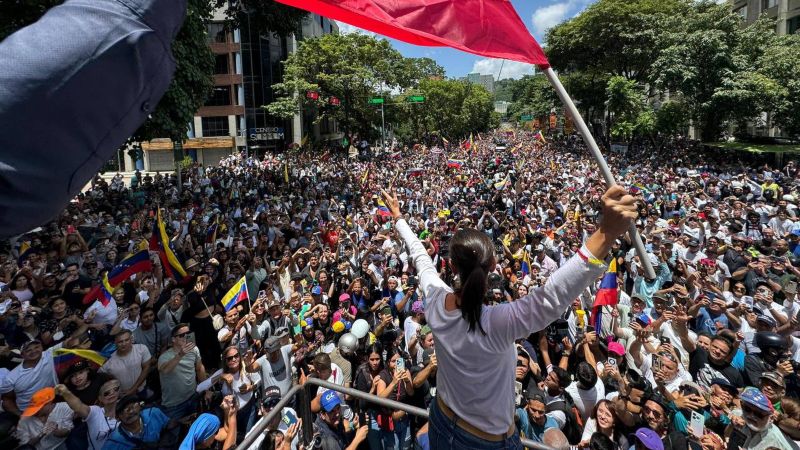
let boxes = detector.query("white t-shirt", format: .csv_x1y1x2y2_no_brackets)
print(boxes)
99,344,151,392
16,402,74,449
0,345,60,410
565,378,605,422
221,370,261,408
403,317,420,351
256,344,294,396
86,405,119,450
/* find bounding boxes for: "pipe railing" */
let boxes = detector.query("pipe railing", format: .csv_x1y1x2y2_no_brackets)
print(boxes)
235,378,555,450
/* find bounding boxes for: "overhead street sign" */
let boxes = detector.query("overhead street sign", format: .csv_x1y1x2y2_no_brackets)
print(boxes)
369,97,384,104
406,95,425,103
520,114,533,121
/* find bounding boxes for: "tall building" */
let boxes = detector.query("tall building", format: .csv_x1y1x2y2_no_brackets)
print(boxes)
138,11,339,169
731,0,800,34
464,72,495,94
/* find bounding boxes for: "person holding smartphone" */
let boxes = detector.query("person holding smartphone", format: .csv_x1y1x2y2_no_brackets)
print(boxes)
381,186,638,449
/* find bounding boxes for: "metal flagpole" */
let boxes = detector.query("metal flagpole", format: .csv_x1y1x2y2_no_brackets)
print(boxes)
542,67,656,279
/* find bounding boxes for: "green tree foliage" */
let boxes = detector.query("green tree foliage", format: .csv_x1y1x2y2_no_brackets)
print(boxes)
756,34,800,139
267,33,451,143
507,75,558,124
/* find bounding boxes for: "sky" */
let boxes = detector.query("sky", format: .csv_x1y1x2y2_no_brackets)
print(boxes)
335,0,597,80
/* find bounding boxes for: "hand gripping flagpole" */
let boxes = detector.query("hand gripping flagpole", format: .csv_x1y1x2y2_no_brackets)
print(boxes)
542,67,656,280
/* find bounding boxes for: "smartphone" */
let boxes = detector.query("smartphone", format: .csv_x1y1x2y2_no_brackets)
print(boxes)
258,290,266,298
186,332,196,343
727,429,746,450
396,358,405,372
652,355,663,373
607,358,617,366
689,410,705,437
660,336,671,345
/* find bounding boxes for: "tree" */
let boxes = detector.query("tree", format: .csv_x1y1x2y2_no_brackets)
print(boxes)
652,3,775,141
546,0,685,83
266,33,444,143
606,76,649,142
757,34,800,139
507,75,558,124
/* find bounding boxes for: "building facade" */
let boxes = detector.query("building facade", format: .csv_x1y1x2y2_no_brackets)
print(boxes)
140,11,339,170
731,0,800,34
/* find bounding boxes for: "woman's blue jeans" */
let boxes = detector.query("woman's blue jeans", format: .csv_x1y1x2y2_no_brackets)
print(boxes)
428,398,522,450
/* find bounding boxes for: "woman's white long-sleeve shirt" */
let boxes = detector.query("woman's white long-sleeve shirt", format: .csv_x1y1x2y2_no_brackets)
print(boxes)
395,219,606,435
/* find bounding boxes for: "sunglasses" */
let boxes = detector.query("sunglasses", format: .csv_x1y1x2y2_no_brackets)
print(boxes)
225,354,240,361
642,405,664,419
174,331,190,339
102,386,120,397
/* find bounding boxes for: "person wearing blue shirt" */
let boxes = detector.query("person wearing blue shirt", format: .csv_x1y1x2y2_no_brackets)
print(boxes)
0,0,186,239
102,396,172,450
515,393,557,443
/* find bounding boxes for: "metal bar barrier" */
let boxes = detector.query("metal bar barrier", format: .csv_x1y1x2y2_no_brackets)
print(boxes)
235,378,556,450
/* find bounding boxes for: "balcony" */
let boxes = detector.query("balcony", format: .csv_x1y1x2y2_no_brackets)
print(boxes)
213,74,243,86
197,105,244,117
210,42,241,54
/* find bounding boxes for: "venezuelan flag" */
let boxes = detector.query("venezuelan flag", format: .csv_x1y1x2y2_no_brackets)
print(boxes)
221,276,248,312
17,241,33,265
376,199,392,217
521,251,532,277
406,168,424,177
591,259,618,332
106,250,153,286
149,210,187,281
82,275,114,306
447,159,465,169
361,167,369,186
494,177,509,190
534,130,546,143
54,348,107,378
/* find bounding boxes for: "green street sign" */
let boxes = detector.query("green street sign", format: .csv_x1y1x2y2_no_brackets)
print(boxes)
406,95,425,103
369,97,384,104
520,114,533,121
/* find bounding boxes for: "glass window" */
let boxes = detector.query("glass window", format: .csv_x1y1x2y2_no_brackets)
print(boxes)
205,87,232,107
763,0,778,9
789,16,800,34
201,116,230,137
207,23,226,44
215,55,229,74
735,6,747,20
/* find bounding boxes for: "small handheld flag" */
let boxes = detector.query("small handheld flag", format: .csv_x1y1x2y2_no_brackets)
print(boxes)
447,159,465,169
54,348,107,377
591,259,618,334
221,276,249,312
376,199,392,217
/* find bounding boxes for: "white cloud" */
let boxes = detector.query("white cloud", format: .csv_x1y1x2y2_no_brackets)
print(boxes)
335,21,375,37
532,0,593,36
471,59,535,80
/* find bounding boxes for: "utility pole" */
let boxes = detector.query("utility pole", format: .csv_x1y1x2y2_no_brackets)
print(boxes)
380,100,386,154
173,140,183,194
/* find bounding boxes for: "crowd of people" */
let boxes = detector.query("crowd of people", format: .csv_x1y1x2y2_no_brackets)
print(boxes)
0,129,799,450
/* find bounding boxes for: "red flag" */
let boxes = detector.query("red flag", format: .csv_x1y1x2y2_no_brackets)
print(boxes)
275,0,549,67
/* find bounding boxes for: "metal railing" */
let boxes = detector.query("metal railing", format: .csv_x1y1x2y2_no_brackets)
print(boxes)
236,378,554,450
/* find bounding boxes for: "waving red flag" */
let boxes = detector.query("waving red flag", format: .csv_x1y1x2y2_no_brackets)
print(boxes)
274,0,549,68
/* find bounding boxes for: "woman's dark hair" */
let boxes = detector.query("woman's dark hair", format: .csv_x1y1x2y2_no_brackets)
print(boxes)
588,432,614,450
590,399,617,429
259,429,283,450
362,343,385,371
448,229,495,334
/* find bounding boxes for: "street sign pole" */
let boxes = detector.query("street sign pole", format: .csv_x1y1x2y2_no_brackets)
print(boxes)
172,140,183,194
380,101,386,154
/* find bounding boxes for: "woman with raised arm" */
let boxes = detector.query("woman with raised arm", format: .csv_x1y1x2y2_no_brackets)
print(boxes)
381,185,638,450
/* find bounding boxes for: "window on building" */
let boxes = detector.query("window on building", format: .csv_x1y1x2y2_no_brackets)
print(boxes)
201,116,230,137
215,55,229,74
205,87,232,107
763,0,778,9
735,6,747,20
207,23,226,44
789,16,800,34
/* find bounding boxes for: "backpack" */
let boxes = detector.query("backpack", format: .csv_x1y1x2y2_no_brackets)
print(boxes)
546,392,583,445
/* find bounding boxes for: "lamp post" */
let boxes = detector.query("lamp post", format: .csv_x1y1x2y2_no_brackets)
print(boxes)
172,139,183,194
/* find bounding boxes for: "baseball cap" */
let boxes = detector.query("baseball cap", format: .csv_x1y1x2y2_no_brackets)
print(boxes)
338,293,350,302
688,238,700,247
22,387,55,417
411,301,424,314
756,314,777,328
320,389,341,412
419,325,432,336
264,336,281,353
262,386,282,409
740,386,773,413
760,371,785,389
608,341,625,356
312,285,322,295
710,378,738,396
273,327,290,339
785,281,797,294
632,428,663,450
380,306,392,316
